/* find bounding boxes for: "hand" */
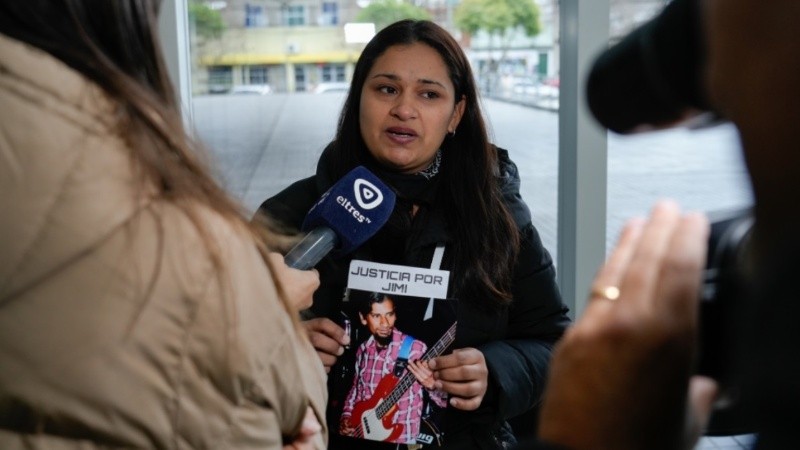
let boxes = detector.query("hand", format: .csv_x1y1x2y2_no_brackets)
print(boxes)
302,317,350,373
339,416,355,437
282,406,322,450
538,201,718,450
267,252,319,310
428,347,488,411
407,359,436,390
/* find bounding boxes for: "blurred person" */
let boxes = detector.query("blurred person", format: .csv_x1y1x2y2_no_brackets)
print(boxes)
531,1,800,449
258,19,570,449
0,1,327,448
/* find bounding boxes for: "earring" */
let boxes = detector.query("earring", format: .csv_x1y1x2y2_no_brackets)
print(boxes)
449,129,456,137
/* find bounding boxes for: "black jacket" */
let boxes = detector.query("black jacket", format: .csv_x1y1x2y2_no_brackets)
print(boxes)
259,145,571,449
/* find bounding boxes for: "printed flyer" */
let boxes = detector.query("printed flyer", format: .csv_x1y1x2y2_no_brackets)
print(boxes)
326,260,456,447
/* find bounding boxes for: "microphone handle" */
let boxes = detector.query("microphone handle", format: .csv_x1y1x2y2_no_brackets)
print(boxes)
284,227,339,270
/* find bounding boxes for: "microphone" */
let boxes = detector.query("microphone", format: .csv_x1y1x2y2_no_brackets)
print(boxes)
283,166,396,270
586,0,713,134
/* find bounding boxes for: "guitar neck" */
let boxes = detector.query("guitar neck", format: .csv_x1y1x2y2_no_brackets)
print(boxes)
375,322,457,418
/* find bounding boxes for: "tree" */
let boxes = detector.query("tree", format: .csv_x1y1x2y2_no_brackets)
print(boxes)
456,0,540,38
189,1,224,40
454,0,541,92
355,0,431,31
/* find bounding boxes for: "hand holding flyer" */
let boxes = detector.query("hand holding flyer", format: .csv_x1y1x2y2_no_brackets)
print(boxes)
330,285,456,446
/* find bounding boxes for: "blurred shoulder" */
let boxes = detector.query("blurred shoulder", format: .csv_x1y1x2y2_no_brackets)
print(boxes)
257,176,320,230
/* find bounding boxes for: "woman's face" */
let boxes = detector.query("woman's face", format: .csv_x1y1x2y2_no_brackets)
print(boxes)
359,43,465,174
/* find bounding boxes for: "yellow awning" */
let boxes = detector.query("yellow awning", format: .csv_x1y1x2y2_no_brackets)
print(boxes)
200,51,359,66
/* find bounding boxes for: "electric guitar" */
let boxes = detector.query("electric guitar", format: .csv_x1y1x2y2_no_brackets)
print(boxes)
348,322,457,443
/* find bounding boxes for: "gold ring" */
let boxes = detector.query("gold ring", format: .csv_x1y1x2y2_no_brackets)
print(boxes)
591,286,620,301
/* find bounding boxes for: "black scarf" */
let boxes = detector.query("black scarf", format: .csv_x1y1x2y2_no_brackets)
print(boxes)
365,152,442,264
370,150,439,225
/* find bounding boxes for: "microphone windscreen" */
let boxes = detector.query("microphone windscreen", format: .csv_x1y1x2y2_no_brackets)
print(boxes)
301,166,396,255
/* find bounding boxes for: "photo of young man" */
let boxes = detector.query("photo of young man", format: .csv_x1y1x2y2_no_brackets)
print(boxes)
339,292,447,444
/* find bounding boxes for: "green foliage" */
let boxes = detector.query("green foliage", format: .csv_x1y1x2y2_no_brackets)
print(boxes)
189,1,224,40
455,0,541,38
355,0,432,31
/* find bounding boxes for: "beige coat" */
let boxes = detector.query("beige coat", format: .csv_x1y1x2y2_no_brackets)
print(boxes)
0,34,327,449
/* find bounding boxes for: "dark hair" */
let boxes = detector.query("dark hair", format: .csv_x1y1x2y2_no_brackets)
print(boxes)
332,20,520,308
0,1,294,311
358,292,395,316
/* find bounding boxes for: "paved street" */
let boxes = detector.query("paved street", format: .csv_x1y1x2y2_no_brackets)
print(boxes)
193,92,755,449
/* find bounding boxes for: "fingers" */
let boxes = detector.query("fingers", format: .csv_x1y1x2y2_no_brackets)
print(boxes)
539,201,710,450
339,416,355,436
408,360,435,389
583,217,646,322
298,406,322,438
284,407,322,450
617,200,683,308
268,252,320,310
579,202,708,358
658,212,710,322
685,376,719,447
436,379,486,410
428,348,488,411
304,318,349,347
302,318,350,370
593,201,707,318
408,360,432,377
428,347,482,370
589,217,645,299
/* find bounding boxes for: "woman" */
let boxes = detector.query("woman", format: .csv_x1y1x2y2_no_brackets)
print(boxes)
0,1,326,448
258,19,570,449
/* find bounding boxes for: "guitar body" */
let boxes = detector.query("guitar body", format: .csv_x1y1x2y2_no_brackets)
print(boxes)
350,374,404,442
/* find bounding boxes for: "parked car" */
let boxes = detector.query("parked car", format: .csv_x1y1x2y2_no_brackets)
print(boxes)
512,79,538,95
312,82,349,94
230,84,273,95
208,84,230,94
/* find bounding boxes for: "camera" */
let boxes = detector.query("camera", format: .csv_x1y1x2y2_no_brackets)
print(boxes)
696,209,757,435
586,0,758,435
699,209,754,383
586,0,712,134
585,0,754,385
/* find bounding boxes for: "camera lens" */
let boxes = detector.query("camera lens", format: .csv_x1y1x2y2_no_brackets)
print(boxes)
699,209,753,381
699,208,756,435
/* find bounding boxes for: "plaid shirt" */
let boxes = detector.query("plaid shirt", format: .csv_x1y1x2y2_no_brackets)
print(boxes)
342,329,447,443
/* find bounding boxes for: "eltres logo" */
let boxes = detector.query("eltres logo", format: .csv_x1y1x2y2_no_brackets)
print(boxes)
353,178,384,210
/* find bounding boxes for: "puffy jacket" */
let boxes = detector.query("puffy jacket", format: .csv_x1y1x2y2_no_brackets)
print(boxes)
0,34,327,449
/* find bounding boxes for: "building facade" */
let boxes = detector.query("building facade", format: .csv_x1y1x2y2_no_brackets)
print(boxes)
190,0,667,95
192,0,366,94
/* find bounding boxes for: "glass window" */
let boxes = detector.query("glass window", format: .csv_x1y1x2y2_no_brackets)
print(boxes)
320,64,345,82
248,65,269,84
294,65,307,91
286,5,306,26
320,1,339,25
207,65,232,93
245,3,267,27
